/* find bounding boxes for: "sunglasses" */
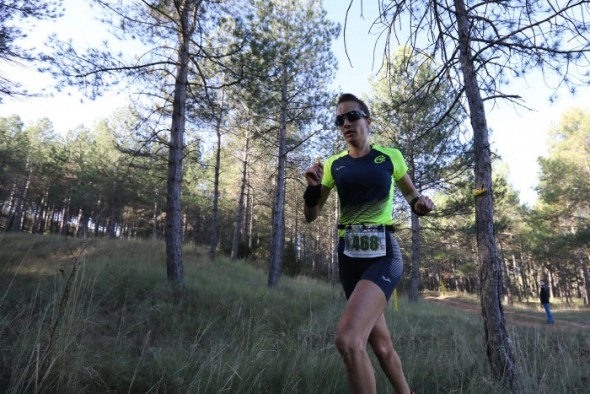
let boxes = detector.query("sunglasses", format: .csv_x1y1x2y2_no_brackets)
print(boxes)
335,110,368,127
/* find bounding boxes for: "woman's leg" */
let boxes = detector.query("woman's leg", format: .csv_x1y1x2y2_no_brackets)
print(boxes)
368,313,410,394
334,279,387,394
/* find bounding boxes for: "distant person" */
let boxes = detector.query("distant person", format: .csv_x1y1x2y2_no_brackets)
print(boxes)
303,93,434,394
539,280,554,324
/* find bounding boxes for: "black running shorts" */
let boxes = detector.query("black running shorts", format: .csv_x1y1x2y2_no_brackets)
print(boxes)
338,232,403,301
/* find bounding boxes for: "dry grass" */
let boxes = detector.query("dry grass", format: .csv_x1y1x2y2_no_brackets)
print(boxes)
1,234,589,393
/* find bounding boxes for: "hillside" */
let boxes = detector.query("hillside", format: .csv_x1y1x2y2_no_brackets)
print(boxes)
1,234,589,393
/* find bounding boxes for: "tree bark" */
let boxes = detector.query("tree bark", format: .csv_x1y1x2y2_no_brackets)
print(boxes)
165,0,200,284
76,208,90,238
268,68,289,287
409,213,421,302
9,163,32,232
454,0,521,391
31,191,44,234
107,185,118,239
231,128,250,261
581,255,590,305
518,246,530,301
498,240,513,305
151,192,158,240
5,182,17,231
35,189,49,234
59,197,70,236
511,254,522,302
209,86,226,261
246,188,253,254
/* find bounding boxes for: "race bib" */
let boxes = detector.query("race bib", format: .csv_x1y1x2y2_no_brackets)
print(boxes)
343,225,387,258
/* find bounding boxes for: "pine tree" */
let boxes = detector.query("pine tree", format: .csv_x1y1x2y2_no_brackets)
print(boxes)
369,47,471,302
360,0,590,390
0,0,63,100
241,0,339,287
42,0,249,284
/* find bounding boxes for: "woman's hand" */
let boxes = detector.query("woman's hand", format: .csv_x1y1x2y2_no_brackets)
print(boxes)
414,195,435,215
304,161,323,186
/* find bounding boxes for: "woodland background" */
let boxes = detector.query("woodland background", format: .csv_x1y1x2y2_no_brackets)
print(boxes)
2,105,589,303
1,1,590,392
1,0,588,304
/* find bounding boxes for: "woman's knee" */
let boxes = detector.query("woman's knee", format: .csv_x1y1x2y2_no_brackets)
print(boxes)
334,329,366,356
369,336,395,362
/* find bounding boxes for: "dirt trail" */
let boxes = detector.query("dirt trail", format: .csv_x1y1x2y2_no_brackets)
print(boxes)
424,296,590,331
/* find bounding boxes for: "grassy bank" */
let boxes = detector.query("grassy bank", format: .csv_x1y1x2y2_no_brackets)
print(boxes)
1,233,588,393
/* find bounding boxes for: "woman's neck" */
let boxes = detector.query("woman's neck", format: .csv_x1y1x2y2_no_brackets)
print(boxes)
348,142,371,158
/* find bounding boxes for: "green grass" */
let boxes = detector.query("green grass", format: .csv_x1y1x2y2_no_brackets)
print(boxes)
1,233,589,393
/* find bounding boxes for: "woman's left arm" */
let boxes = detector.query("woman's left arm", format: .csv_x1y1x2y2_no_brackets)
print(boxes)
395,174,435,216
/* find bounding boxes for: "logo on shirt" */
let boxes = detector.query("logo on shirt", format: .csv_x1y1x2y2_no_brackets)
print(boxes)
374,155,386,164
335,165,346,171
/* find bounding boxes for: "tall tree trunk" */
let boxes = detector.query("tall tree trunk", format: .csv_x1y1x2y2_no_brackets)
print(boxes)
93,211,100,237
31,205,41,234
231,128,250,261
470,240,480,296
22,200,31,232
182,212,188,242
498,240,513,305
81,210,90,238
452,260,460,292
152,191,159,240
548,270,556,299
107,192,118,239
75,208,83,237
5,188,16,232
454,0,521,391
209,86,226,261
93,194,103,237
166,0,199,284
581,255,590,305
46,204,56,234
294,181,300,263
409,213,421,301
38,189,50,234
9,163,32,232
246,187,253,253
268,69,289,287
518,246,530,301
59,197,70,236
192,205,201,245
559,262,572,303
511,254,522,302
32,189,47,234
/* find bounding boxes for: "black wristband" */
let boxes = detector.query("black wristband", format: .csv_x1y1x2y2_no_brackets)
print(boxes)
304,185,322,207
410,196,426,216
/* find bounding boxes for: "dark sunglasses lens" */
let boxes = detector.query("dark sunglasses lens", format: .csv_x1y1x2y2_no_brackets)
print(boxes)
347,111,362,122
335,111,364,127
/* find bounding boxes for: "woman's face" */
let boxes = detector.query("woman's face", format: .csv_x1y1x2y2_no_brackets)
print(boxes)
336,101,371,148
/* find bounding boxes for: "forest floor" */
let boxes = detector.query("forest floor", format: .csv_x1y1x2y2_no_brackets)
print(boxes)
424,295,590,331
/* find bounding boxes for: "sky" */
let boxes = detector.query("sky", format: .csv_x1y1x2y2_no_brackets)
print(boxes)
1,0,589,206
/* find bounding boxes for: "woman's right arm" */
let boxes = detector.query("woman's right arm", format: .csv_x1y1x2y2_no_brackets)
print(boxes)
303,162,330,222
304,186,330,222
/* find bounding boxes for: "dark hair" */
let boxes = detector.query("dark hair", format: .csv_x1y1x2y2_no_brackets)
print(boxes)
337,93,370,118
